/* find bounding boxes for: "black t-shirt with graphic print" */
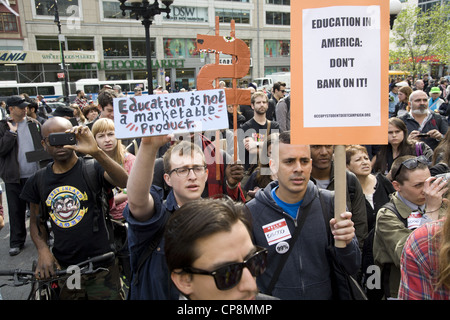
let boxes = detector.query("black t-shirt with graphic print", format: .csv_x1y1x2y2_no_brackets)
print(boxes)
21,158,112,266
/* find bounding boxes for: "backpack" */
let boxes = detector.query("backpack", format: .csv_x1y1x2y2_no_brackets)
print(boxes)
34,157,117,253
361,201,407,300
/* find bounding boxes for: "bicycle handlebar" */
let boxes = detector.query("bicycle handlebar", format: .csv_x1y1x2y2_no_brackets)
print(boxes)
0,251,115,278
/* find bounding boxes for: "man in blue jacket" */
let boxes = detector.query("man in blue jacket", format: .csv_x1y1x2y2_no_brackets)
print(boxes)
246,131,360,300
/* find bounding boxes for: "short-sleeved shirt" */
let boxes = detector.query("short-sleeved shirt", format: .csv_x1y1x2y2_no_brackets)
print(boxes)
20,158,112,266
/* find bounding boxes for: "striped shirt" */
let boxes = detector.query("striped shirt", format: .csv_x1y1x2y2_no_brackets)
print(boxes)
398,218,449,300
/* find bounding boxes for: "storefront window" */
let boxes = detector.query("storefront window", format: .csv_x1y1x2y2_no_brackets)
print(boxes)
34,0,80,17
102,1,135,19
216,9,250,24
164,39,199,59
264,40,290,57
130,39,156,58
36,36,60,51
67,37,95,51
103,38,129,57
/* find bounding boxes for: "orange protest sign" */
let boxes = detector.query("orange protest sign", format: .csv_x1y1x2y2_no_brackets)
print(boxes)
291,0,390,145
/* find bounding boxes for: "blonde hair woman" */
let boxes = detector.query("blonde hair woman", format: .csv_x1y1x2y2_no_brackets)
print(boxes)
92,118,135,220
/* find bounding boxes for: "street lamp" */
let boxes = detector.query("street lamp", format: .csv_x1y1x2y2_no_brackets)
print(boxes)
118,0,174,95
390,0,402,29
54,0,70,104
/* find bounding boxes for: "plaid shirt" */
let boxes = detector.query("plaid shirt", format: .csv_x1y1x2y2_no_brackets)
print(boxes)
398,218,450,300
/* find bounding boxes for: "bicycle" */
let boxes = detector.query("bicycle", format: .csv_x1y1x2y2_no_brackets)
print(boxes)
0,251,115,300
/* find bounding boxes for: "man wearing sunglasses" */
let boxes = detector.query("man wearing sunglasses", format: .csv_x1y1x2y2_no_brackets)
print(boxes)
165,197,277,300
124,136,209,300
246,131,360,300
373,155,448,299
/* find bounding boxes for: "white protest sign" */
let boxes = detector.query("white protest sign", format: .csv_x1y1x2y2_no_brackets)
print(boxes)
302,5,381,128
113,89,228,139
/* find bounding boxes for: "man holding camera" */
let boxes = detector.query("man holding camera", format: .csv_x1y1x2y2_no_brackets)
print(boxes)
0,96,42,256
20,117,128,299
399,90,448,150
373,155,448,299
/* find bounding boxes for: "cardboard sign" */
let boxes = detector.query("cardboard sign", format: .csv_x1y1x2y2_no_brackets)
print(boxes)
113,89,228,139
291,0,389,145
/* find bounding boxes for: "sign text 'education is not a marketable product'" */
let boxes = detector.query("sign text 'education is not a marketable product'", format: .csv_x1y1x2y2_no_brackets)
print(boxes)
303,6,382,128
113,89,229,139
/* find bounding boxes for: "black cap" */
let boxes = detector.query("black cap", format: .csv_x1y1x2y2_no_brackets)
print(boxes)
6,95,30,108
52,105,74,118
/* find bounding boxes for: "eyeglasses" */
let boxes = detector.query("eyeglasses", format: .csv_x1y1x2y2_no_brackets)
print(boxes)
182,246,268,291
168,165,207,177
392,155,428,181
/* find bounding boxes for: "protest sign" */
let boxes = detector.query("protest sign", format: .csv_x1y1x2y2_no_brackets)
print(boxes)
113,89,228,139
291,0,389,145
290,0,390,247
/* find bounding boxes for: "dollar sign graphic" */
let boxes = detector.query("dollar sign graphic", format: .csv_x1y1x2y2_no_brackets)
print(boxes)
196,34,251,105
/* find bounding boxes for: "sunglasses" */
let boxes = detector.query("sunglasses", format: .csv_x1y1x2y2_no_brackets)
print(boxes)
392,155,428,181
182,246,268,291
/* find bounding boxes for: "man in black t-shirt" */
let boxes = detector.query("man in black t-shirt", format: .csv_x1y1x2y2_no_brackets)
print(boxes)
239,92,280,172
20,117,128,300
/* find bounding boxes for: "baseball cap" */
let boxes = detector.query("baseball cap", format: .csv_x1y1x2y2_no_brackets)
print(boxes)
6,95,30,108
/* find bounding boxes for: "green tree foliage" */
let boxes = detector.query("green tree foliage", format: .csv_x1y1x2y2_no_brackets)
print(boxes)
389,2,450,77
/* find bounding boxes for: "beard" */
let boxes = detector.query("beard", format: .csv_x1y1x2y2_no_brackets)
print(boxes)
412,105,429,115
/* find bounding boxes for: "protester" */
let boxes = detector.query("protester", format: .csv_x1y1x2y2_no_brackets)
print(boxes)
27,100,46,125
398,207,450,300
71,104,87,126
267,81,286,121
244,133,278,200
239,91,280,173
92,118,135,220
20,117,128,299
394,86,413,117
373,117,433,175
83,104,100,125
399,90,448,150
246,131,360,299
165,197,276,300
74,90,89,110
309,144,368,249
389,84,399,117
346,145,395,232
373,155,448,299
428,87,445,112
124,136,208,299
275,95,290,132
0,95,41,256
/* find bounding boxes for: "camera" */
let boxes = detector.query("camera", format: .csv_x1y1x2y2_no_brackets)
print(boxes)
48,132,76,146
417,133,430,138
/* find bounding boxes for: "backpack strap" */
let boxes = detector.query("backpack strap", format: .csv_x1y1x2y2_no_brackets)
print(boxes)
81,157,116,252
266,195,314,296
35,166,50,236
132,205,171,287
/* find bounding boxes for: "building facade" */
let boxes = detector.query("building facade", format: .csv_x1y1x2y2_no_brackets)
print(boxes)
0,0,292,92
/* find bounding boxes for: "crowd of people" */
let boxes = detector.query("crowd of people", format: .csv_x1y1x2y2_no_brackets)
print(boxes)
0,75,449,301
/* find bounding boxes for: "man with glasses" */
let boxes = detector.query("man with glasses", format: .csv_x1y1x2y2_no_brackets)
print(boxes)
165,197,277,300
373,155,448,299
124,136,209,299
